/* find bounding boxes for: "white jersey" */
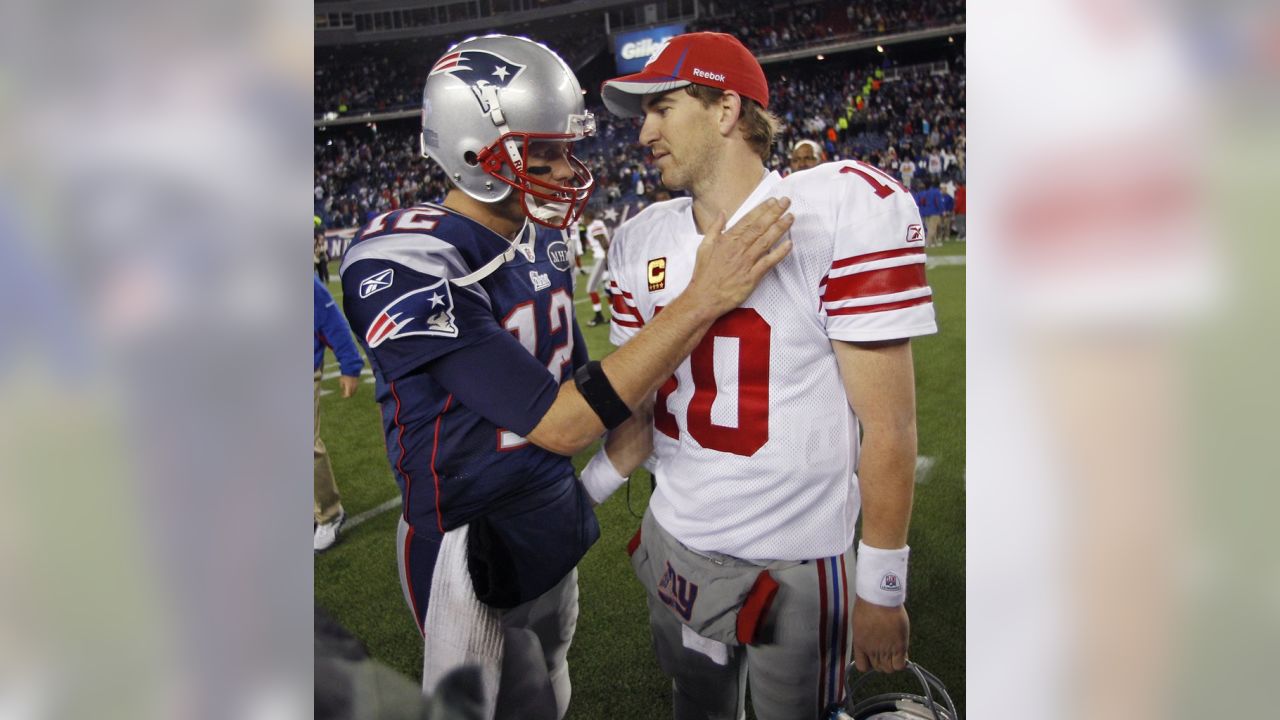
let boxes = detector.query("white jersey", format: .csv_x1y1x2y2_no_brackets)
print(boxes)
585,219,609,257
608,164,937,560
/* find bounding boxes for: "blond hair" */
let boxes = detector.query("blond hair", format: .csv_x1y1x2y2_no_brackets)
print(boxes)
684,84,780,162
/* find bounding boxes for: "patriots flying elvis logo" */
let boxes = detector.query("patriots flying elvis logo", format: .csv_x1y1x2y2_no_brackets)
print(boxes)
430,49,526,113
365,279,459,348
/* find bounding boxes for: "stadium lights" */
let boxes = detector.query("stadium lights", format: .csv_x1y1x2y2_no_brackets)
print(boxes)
948,36,954,43
876,44,884,52
817,54,825,60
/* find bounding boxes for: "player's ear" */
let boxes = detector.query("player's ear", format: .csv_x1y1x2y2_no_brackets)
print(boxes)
717,91,743,137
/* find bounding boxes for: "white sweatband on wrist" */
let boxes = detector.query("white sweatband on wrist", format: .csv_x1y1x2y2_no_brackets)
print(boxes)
855,541,910,607
580,449,629,505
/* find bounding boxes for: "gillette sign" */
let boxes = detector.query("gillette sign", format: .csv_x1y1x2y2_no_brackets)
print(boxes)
613,23,686,74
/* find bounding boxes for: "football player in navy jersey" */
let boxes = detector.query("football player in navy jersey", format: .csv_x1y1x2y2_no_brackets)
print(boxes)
338,35,793,719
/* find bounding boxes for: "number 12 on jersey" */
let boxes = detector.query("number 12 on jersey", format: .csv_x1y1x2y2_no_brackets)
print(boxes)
497,289,574,451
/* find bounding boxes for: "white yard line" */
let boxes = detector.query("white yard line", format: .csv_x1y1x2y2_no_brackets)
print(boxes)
915,455,937,484
321,368,374,381
345,496,403,531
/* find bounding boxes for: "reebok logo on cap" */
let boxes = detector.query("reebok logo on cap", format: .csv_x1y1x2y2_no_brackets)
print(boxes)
692,68,725,82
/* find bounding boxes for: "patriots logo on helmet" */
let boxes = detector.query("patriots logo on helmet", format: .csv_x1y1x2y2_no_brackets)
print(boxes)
365,279,459,348
430,49,526,113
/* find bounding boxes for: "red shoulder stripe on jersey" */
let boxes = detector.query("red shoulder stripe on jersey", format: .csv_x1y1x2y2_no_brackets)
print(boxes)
610,293,643,323
825,293,933,316
830,247,924,271
821,263,928,302
611,316,645,329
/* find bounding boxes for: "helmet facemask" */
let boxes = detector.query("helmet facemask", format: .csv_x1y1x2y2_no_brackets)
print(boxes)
475,112,596,230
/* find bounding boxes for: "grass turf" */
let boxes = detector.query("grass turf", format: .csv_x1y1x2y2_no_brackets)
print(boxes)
315,239,965,718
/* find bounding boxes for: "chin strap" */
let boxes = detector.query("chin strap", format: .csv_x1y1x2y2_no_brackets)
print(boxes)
450,221,530,287
524,192,571,227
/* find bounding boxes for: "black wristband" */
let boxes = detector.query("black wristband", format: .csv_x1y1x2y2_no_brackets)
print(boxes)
574,360,632,430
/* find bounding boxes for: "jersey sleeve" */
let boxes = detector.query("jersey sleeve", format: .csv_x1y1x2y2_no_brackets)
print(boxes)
425,330,560,437
314,276,365,377
606,223,646,347
342,257,504,382
822,166,939,342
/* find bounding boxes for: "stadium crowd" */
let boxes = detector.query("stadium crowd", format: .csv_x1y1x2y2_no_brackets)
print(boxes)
315,0,965,117
691,0,964,54
316,27,605,116
314,47,965,239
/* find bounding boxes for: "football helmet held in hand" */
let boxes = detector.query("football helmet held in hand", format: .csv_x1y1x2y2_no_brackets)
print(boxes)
828,661,959,720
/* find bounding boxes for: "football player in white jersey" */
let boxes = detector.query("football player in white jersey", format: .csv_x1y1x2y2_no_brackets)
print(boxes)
581,32,938,720
582,210,612,326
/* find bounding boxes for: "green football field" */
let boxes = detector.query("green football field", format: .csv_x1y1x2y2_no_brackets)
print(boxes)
315,241,965,718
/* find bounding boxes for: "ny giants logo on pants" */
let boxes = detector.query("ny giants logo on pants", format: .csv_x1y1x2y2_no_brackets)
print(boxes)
657,560,699,621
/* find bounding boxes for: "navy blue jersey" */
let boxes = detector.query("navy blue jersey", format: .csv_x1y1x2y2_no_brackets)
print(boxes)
340,203,590,535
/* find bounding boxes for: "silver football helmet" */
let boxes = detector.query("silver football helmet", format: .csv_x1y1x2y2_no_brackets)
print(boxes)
830,662,960,720
420,34,596,229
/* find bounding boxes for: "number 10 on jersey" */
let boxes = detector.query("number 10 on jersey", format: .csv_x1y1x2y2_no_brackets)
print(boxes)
655,307,770,457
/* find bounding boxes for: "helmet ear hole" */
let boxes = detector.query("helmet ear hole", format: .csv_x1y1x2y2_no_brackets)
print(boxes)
463,150,479,166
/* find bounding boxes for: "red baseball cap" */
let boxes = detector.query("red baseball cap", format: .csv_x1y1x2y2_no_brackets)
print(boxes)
601,32,769,118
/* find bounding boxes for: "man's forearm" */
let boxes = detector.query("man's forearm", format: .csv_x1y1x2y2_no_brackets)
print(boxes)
599,290,719,406
856,424,917,549
524,292,716,456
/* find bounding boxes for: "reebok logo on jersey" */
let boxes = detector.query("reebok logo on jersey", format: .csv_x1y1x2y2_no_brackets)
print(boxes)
880,572,903,592
648,257,667,291
657,561,699,622
692,67,725,82
359,268,394,298
365,279,458,348
906,224,924,244
529,270,550,291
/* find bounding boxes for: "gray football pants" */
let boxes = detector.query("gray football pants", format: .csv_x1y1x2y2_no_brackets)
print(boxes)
639,513,856,720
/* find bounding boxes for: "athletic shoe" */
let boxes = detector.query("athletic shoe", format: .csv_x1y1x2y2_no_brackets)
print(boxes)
586,313,605,327
314,509,346,553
